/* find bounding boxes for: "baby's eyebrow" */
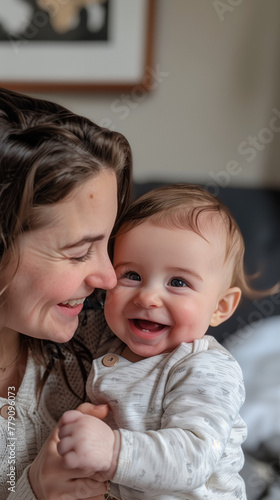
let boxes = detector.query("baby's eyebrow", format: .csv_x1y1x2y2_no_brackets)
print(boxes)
60,234,104,250
170,267,203,281
114,261,134,270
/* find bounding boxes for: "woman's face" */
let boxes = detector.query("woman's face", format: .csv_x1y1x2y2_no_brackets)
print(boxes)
3,170,118,343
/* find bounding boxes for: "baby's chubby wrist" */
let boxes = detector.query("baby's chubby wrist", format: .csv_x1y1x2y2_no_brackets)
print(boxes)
107,430,121,479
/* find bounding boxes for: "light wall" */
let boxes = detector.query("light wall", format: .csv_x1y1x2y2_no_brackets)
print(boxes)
34,0,280,188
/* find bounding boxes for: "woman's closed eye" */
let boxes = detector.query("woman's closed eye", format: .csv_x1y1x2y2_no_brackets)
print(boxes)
71,248,94,263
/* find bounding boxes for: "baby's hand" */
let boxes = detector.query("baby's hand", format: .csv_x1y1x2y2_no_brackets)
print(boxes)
57,410,119,479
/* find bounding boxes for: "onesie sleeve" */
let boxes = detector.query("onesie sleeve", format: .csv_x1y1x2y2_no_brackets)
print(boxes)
112,347,246,494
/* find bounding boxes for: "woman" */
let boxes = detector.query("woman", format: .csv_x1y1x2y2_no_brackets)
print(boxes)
0,87,132,499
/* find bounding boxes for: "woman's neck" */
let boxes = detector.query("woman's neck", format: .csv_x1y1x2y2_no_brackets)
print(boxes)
0,328,27,397
0,328,21,365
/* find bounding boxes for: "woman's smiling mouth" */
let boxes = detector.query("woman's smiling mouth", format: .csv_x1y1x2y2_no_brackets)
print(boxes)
56,298,86,317
60,298,86,308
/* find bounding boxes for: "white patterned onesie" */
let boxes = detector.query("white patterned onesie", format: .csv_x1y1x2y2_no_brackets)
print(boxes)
86,333,247,500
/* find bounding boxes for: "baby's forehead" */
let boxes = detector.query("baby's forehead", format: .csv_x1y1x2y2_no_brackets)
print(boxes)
149,210,229,260
148,208,228,241
122,214,226,255
192,210,228,237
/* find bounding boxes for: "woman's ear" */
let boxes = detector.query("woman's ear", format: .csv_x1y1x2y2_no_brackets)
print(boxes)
210,287,242,327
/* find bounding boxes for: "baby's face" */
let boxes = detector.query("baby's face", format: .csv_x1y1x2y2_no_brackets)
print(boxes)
104,220,233,358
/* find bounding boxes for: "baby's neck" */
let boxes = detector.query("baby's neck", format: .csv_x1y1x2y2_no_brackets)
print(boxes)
121,346,145,363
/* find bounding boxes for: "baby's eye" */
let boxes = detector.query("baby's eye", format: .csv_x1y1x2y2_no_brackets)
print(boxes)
123,271,141,281
169,278,188,287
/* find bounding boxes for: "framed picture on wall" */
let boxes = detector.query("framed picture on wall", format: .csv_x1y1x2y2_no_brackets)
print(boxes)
0,0,155,92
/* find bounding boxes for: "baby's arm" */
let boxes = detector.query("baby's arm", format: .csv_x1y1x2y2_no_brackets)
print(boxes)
57,410,121,482
57,347,246,496
111,348,246,494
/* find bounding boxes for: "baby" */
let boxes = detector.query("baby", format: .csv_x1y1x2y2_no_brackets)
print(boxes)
57,184,271,499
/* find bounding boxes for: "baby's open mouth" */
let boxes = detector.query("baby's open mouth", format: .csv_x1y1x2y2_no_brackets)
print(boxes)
133,319,167,333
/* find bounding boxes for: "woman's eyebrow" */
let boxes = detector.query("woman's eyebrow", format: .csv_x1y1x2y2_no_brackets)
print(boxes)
60,234,104,250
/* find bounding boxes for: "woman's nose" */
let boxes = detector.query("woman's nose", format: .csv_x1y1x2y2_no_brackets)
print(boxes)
85,255,117,291
133,288,162,309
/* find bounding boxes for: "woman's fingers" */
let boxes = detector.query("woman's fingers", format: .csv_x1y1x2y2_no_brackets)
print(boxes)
29,424,109,499
29,404,111,499
76,402,109,420
40,476,109,499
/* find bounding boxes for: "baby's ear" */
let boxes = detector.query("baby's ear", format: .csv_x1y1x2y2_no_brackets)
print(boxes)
210,287,241,327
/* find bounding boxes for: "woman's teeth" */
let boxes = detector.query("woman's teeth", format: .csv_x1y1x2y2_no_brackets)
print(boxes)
61,298,85,307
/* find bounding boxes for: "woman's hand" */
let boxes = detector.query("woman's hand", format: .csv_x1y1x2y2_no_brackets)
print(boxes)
29,404,110,500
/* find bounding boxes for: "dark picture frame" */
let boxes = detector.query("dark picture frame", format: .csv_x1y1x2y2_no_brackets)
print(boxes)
0,0,156,92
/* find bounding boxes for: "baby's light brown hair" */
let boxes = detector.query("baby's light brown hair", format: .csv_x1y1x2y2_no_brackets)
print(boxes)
113,183,278,299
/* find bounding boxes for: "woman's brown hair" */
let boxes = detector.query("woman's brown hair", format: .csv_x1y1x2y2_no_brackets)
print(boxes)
0,87,132,398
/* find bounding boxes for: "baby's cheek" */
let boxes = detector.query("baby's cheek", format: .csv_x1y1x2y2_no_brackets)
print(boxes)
105,285,123,306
